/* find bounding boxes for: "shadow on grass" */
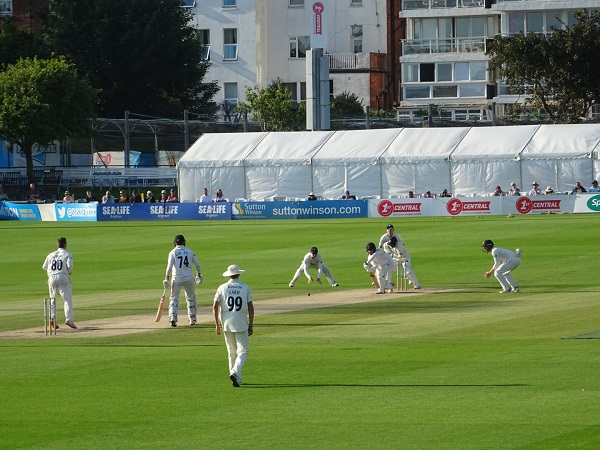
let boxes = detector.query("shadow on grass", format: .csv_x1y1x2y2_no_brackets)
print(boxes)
241,383,529,388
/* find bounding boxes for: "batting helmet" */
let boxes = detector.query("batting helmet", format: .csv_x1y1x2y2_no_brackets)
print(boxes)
310,246,318,255
389,236,398,247
366,242,377,253
174,234,186,245
482,239,494,252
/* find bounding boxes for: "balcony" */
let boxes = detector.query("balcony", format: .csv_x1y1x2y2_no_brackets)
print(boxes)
402,37,487,55
403,0,484,10
325,52,371,70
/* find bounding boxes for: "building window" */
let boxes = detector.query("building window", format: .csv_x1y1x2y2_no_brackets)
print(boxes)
0,0,13,14
289,0,304,6
289,36,310,59
224,82,238,108
181,0,195,7
223,28,238,60
199,29,210,61
223,0,236,7
351,25,363,53
351,0,363,5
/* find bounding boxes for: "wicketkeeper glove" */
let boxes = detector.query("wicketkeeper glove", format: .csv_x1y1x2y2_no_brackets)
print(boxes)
195,275,203,285
163,279,170,289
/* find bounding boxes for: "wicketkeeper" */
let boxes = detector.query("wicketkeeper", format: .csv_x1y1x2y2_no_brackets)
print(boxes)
383,236,421,290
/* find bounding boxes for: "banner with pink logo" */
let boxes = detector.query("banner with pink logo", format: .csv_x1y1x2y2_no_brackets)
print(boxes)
308,1,328,49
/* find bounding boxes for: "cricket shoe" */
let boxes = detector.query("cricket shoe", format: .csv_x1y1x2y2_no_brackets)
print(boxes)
511,287,520,293
171,320,177,327
499,290,512,294
230,373,241,388
65,322,77,329
50,320,59,330
189,320,197,325
332,283,339,287
289,282,294,288
375,291,385,294
413,285,422,290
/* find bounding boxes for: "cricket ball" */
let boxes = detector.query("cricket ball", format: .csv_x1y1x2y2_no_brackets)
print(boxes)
307,292,311,296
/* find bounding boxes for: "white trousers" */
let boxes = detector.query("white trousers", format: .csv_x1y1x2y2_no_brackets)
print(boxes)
169,278,197,324
47,274,74,323
376,263,394,293
494,257,521,291
290,263,336,286
224,330,249,380
390,257,421,287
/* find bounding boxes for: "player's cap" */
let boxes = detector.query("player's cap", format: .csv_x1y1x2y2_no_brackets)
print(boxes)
532,181,539,186
174,234,186,245
223,264,245,277
386,224,394,230
310,246,318,255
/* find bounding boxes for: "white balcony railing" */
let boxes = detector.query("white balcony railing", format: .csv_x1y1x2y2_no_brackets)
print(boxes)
403,0,484,10
402,37,487,55
325,52,370,70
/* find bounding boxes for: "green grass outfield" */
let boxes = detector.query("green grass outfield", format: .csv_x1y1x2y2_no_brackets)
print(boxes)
1,215,599,449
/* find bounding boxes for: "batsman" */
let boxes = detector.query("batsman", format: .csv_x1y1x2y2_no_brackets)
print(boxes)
163,235,203,327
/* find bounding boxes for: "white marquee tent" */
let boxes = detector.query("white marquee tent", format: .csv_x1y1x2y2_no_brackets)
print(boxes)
177,124,600,201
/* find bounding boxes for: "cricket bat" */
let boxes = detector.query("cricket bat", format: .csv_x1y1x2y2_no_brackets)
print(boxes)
155,288,167,322
369,272,380,289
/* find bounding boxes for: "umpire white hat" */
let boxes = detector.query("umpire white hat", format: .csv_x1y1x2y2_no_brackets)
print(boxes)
223,264,245,277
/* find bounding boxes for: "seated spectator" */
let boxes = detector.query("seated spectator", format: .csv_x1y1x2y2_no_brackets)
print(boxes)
145,191,156,203
571,181,587,194
63,190,73,203
85,191,97,202
544,186,555,195
589,180,600,192
440,189,451,198
130,190,142,203
341,190,356,200
166,188,179,203
159,190,168,202
407,191,415,198
199,187,212,203
306,192,318,201
26,182,41,201
102,190,115,203
214,188,227,202
508,182,520,196
118,190,128,203
491,186,504,197
423,191,433,198
0,187,9,201
528,181,541,196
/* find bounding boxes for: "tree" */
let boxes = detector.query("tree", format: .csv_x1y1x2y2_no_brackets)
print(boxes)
43,0,219,118
0,57,97,183
331,92,364,119
488,10,600,123
238,79,306,131
0,20,48,69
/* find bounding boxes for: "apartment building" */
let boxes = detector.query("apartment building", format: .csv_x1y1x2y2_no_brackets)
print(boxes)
188,0,394,115
399,0,600,122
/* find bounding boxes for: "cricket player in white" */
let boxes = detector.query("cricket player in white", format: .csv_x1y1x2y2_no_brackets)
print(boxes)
364,242,394,294
383,236,422,289
289,246,339,287
164,234,202,327
482,240,522,293
42,237,77,329
213,264,254,388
